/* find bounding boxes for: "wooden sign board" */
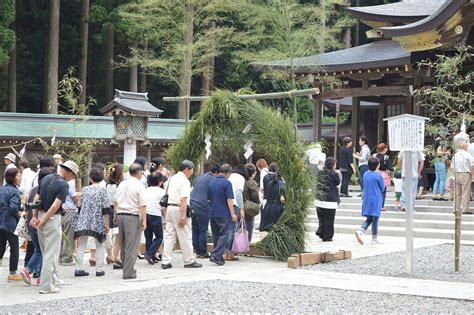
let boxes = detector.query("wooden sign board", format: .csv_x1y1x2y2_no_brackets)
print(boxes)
384,114,428,151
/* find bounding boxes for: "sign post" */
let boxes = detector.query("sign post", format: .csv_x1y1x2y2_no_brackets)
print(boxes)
384,114,428,274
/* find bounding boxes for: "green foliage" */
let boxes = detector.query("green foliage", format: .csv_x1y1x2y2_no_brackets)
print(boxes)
42,68,98,173
166,90,314,260
416,46,474,137
0,0,15,65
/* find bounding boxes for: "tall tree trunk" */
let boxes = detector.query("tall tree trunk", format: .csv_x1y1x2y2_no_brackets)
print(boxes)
79,0,90,106
320,0,326,53
105,26,114,101
45,0,60,114
139,37,148,92
343,28,351,48
8,21,16,112
177,1,194,119
354,0,360,46
201,20,215,98
8,45,16,112
1,66,8,111
129,40,138,92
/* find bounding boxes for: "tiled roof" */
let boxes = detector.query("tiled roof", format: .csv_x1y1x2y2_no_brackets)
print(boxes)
254,40,411,74
100,90,163,117
0,113,184,141
381,0,470,37
348,0,447,23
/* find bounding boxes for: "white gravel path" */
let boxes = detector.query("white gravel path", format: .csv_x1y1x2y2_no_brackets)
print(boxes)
302,244,474,283
0,279,472,314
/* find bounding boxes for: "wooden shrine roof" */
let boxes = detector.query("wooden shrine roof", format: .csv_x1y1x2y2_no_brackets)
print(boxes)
381,0,474,38
253,40,411,74
100,90,163,117
348,0,447,24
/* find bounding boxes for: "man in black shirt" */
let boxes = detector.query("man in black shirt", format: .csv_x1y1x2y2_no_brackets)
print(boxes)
32,160,79,294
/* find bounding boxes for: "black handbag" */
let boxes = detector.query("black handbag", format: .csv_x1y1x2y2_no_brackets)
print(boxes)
159,176,172,208
186,205,196,218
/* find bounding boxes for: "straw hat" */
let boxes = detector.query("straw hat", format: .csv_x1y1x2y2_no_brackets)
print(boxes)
59,160,79,177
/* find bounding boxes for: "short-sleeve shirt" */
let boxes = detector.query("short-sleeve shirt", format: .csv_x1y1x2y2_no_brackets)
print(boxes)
208,175,234,218
190,172,215,209
398,151,425,177
229,173,245,207
62,180,78,211
166,172,191,205
38,173,69,212
115,176,146,215
144,186,165,217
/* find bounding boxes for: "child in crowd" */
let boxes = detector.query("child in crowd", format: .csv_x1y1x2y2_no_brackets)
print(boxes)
393,171,402,211
355,157,384,245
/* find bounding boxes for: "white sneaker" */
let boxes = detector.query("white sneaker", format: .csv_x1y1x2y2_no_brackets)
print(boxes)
53,274,64,287
39,287,60,294
355,230,364,245
371,239,382,245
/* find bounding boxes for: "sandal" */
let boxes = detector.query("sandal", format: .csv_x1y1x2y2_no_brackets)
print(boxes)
89,259,96,267
106,256,114,265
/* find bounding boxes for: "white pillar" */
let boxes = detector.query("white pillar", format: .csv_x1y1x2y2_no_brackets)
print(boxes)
123,139,137,167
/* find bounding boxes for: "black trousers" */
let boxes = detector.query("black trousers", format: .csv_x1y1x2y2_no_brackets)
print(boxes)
316,207,336,241
341,171,351,195
0,229,19,272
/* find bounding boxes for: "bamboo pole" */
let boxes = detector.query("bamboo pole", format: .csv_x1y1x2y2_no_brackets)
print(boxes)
163,88,320,102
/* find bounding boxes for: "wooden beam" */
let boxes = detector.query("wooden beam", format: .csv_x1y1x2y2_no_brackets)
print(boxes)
313,94,322,142
351,97,360,146
334,100,340,159
347,73,384,81
377,103,385,144
163,88,320,102
321,86,409,99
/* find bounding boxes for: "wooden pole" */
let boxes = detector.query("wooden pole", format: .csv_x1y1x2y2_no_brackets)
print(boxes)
334,100,340,158
163,88,320,102
454,166,461,271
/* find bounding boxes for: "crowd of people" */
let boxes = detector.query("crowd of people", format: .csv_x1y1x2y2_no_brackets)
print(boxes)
0,153,287,294
313,133,474,245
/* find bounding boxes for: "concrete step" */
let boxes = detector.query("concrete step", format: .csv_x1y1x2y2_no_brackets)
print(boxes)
307,210,474,222
323,216,474,230
338,197,461,208
334,204,473,214
305,223,474,241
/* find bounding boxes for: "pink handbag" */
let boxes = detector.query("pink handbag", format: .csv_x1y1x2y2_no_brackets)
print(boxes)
231,218,249,254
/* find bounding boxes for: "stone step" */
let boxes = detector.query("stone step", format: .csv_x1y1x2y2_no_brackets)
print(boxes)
316,216,474,230
338,197,460,208
305,223,474,241
333,204,472,214
307,209,474,222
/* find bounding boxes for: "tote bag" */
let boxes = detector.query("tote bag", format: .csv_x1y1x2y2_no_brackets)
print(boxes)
231,218,249,254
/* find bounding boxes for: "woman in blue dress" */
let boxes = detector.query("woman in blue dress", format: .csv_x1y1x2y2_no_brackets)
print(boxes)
355,157,384,245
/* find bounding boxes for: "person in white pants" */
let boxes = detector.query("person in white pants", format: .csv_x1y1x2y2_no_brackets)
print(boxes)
33,160,79,294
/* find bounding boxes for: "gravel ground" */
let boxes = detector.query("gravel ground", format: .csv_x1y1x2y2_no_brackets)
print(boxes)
302,244,474,283
0,280,473,314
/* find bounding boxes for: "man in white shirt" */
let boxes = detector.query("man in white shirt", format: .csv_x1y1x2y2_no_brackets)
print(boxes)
398,150,425,212
453,141,474,214
161,160,202,269
114,163,147,279
3,153,16,185
19,160,36,198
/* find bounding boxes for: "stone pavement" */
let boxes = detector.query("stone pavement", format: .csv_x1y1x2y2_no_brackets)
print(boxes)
1,233,473,308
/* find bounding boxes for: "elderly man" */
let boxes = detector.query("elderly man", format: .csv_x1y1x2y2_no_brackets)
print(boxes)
3,153,16,185
33,160,79,294
161,160,202,269
453,141,474,214
114,163,147,280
